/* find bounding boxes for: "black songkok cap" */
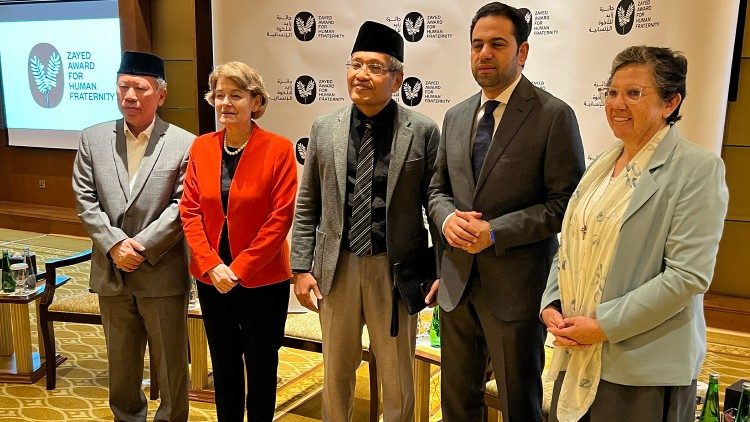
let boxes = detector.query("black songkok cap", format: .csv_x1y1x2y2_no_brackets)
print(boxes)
351,21,404,63
117,51,165,79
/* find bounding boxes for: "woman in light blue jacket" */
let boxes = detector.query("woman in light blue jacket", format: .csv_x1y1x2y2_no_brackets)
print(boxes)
541,46,729,421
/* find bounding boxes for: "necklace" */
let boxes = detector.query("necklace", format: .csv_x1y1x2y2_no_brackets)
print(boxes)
223,130,249,156
580,175,614,239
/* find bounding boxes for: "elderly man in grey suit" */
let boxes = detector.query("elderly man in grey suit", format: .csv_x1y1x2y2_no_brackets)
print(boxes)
72,51,193,422
428,3,585,421
291,21,440,422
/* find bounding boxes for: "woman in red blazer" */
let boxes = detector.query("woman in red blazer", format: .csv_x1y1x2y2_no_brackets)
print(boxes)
179,61,297,422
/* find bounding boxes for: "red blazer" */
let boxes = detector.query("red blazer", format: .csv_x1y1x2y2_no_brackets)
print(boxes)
179,123,297,288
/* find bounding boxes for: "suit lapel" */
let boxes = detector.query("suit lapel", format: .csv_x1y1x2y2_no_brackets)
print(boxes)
475,76,535,194
621,126,679,225
125,117,168,211
386,106,413,209
112,119,131,201
333,107,352,207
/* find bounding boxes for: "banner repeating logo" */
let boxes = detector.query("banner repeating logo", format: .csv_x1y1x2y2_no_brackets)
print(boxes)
28,43,64,108
615,0,635,35
294,75,317,104
401,77,423,106
295,138,309,164
294,12,316,41
402,12,425,42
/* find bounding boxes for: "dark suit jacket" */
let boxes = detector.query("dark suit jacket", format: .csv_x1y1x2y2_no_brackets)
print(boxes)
291,103,440,295
73,116,194,297
429,76,585,320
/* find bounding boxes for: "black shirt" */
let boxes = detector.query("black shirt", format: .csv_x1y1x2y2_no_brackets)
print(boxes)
341,100,396,255
218,145,243,265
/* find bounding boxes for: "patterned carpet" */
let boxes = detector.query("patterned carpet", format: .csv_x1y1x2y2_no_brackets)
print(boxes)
0,228,748,420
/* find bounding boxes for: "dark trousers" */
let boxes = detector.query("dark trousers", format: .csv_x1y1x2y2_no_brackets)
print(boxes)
196,280,290,422
548,371,697,422
440,271,546,422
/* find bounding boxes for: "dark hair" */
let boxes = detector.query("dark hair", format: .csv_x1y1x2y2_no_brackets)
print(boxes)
470,2,530,46
609,45,688,124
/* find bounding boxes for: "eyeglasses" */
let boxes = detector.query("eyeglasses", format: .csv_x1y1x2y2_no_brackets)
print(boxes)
598,85,658,104
346,60,393,76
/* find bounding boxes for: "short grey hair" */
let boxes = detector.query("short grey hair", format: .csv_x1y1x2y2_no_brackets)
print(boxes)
388,55,403,73
156,77,167,90
609,45,687,125
205,61,269,119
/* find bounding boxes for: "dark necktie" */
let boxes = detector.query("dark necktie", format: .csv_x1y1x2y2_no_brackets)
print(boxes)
472,100,501,180
349,120,374,256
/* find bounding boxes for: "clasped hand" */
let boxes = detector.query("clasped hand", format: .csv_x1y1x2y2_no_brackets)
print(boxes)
209,264,238,294
541,306,608,349
443,210,492,254
109,238,145,272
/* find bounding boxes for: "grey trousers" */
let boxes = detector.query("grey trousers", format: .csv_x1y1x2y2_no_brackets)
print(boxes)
319,251,417,422
548,371,697,422
99,293,190,422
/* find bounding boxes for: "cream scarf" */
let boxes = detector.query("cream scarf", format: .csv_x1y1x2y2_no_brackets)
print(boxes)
548,126,669,421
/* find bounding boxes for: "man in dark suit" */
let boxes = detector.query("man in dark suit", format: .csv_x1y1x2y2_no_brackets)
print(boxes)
291,21,440,422
73,51,194,422
428,3,585,421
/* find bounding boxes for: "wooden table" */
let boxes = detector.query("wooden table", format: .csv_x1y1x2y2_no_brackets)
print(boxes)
0,275,68,383
414,343,441,422
187,306,213,403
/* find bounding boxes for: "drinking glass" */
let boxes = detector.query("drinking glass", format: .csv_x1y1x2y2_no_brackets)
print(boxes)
10,263,29,294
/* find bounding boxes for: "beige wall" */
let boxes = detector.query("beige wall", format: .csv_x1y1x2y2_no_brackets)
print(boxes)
713,4,750,298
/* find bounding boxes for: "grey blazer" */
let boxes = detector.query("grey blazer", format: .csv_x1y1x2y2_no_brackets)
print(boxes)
429,76,585,321
291,104,440,295
72,117,194,297
541,126,729,386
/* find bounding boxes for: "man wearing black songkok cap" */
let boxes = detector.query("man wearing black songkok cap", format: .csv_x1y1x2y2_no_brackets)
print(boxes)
73,51,194,422
291,21,441,421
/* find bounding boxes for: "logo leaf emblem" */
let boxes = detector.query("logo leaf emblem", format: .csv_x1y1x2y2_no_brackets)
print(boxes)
405,16,423,41
297,79,315,103
296,16,315,40
403,81,421,101
297,143,307,161
30,52,61,108
617,3,634,28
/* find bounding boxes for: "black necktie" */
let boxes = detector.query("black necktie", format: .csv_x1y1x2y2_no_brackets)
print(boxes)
349,120,374,256
472,100,501,180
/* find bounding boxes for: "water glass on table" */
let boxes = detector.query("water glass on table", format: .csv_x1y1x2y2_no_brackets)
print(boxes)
10,262,29,294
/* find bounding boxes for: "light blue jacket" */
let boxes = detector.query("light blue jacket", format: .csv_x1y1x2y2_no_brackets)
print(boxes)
541,126,729,386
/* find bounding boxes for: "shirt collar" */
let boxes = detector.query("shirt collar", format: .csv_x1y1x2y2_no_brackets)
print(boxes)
352,99,397,128
480,74,522,109
124,118,156,141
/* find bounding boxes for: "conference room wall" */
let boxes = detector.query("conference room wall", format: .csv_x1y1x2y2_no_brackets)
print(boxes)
0,0,747,328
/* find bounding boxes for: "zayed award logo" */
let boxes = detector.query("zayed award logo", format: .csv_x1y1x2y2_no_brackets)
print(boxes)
615,0,635,35
28,43,64,108
402,12,425,42
295,138,309,164
294,75,317,104
294,12,316,41
401,77,423,106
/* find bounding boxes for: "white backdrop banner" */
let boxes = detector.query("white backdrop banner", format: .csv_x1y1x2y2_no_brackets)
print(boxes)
212,0,740,162
212,1,740,310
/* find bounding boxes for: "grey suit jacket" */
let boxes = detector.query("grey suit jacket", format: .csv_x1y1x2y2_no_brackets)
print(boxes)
429,76,585,321
72,116,194,297
541,127,729,385
291,103,440,295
